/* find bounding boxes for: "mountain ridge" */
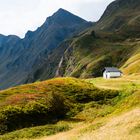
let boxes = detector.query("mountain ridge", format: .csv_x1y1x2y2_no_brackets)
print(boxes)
95,0,140,36
0,0,140,89
0,9,92,89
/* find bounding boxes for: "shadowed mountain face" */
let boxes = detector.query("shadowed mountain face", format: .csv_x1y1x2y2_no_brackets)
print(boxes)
0,9,92,89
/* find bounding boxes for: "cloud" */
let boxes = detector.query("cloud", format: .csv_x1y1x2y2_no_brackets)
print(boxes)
0,0,114,37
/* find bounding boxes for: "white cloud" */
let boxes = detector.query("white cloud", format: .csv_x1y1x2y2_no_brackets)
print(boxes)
0,0,114,38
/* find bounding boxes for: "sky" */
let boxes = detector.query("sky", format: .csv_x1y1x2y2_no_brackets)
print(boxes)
0,0,114,38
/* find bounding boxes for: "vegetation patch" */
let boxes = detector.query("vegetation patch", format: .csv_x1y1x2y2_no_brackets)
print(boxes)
130,124,140,134
0,92,70,134
0,123,70,140
80,122,104,134
0,77,119,134
0,76,139,139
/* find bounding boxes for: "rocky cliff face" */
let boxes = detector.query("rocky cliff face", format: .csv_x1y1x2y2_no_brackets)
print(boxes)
0,9,92,89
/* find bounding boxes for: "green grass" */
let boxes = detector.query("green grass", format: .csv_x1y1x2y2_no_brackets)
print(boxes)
122,44,140,74
0,123,70,140
74,75,140,122
80,122,104,134
130,124,140,135
86,75,140,90
0,77,119,134
0,76,140,139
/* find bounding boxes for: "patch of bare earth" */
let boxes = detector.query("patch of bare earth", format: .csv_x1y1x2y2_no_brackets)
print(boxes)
80,109,140,140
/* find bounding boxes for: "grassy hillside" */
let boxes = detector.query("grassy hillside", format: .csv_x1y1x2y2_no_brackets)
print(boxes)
0,71,139,140
0,77,119,135
0,77,118,106
0,76,139,139
95,0,140,37
59,32,140,78
121,41,140,74
87,74,140,90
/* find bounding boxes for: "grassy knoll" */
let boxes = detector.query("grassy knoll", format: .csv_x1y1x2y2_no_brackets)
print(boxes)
33,76,140,140
0,77,119,138
0,122,70,140
0,76,139,139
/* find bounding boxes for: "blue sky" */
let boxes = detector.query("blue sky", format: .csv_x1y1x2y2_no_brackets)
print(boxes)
0,0,114,38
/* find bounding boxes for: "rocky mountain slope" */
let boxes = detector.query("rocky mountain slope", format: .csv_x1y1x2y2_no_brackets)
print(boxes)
52,0,140,78
0,9,92,89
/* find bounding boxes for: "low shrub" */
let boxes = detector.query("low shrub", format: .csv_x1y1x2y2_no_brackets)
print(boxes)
71,89,119,103
0,92,70,134
0,78,120,135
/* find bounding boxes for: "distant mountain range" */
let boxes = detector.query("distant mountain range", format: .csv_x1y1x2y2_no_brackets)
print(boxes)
0,9,92,89
0,0,140,90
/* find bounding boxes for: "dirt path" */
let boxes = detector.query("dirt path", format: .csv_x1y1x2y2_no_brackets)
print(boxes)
80,108,140,140
35,108,140,140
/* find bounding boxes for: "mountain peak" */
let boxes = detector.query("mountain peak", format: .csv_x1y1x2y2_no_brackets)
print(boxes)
53,8,73,18
57,8,67,13
44,8,87,27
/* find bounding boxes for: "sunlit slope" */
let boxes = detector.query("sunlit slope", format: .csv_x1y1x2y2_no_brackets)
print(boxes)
87,74,140,90
36,75,140,140
0,77,114,106
59,33,140,78
56,0,140,78
36,109,140,140
0,77,119,135
0,76,140,140
34,75,140,140
94,0,140,37
122,41,140,74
